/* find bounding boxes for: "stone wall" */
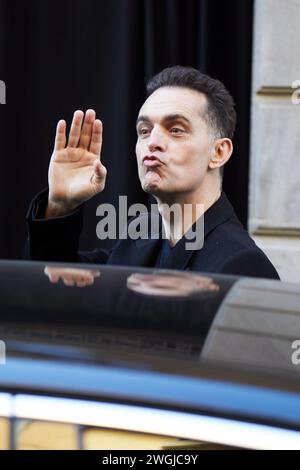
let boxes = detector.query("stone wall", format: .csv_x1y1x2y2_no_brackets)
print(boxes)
249,0,300,282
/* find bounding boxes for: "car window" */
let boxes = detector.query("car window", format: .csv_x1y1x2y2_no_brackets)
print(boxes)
11,419,235,450
0,418,9,450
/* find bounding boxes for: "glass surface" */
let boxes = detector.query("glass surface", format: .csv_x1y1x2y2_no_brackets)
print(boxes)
12,418,236,450
0,417,9,450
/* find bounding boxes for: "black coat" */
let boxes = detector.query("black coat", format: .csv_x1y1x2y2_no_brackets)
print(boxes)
26,189,280,280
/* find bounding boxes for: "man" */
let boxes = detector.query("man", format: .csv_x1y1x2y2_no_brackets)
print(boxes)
26,66,279,279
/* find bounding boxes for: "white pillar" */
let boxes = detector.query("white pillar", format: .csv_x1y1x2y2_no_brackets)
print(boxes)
250,0,300,282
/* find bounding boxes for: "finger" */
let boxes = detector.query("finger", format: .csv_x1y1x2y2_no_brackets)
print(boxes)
88,270,100,277
90,161,107,190
93,160,107,178
48,273,60,283
76,275,93,287
79,275,93,282
64,268,86,276
67,110,84,148
62,277,75,287
62,277,75,286
79,109,95,149
89,119,103,156
54,120,66,151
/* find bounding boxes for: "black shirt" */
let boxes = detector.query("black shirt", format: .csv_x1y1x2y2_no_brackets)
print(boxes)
155,239,175,268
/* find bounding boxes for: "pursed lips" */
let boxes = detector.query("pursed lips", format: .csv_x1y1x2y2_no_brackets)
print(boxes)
142,155,163,168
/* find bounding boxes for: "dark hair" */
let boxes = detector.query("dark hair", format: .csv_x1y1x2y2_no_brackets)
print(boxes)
146,66,236,141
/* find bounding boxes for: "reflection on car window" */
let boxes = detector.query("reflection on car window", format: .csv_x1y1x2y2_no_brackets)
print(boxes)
127,271,219,298
82,427,236,450
11,419,237,450
0,417,9,450
15,419,78,450
44,266,101,288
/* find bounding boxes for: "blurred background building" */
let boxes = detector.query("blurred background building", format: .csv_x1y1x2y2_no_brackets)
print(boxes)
250,0,300,282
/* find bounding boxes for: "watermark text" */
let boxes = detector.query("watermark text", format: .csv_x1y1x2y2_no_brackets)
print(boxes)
95,197,204,250
291,340,300,365
0,80,6,104
0,340,6,364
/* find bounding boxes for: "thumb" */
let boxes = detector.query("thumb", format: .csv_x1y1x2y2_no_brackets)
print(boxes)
91,160,107,189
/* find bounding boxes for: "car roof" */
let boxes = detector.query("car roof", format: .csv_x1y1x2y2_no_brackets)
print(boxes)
0,260,300,430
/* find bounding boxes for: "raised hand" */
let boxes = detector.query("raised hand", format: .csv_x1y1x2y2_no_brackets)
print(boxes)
46,109,107,218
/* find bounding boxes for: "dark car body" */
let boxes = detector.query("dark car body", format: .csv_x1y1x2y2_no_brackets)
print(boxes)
0,260,299,450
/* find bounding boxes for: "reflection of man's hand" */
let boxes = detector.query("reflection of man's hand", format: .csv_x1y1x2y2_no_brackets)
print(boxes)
44,266,100,287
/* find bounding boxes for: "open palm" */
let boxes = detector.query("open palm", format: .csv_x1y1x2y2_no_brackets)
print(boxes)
47,109,107,216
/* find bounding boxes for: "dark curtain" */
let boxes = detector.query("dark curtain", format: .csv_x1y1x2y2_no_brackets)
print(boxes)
0,0,253,258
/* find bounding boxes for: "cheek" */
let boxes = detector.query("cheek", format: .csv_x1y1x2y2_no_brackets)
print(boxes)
169,143,210,182
174,142,206,167
135,141,140,159
135,140,145,164
188,141,211,169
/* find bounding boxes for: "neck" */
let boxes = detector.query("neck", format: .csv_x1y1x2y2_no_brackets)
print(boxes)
155,179,221,246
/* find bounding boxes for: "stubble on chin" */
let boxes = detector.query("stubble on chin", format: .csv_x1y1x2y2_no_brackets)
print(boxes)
141,170,162,193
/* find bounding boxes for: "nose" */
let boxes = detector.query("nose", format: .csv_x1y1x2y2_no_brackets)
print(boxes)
147,125,167,153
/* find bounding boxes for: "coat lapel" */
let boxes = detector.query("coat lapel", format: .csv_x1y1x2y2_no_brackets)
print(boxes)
115,192,236,270
143,192,236,271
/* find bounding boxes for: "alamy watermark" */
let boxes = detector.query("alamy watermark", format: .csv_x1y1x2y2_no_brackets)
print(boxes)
0,80,6,104
95,197,205,250
0,340,6,364
291,80,300,104
291,340,300,365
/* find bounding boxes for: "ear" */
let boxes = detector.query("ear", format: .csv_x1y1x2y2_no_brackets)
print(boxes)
208,138,233,170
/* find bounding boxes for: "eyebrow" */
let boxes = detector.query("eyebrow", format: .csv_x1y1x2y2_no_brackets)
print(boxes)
136,114,192,127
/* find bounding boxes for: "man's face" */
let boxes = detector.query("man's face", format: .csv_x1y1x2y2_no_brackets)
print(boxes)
135,86,213,198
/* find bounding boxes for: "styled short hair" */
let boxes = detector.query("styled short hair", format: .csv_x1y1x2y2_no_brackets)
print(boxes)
146,65,236,141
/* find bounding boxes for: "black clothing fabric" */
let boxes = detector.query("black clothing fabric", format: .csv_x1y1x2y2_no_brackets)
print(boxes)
25,189,280,280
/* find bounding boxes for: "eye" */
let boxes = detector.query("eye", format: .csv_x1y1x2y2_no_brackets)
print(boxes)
137,127,151,137
170,127,185,135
